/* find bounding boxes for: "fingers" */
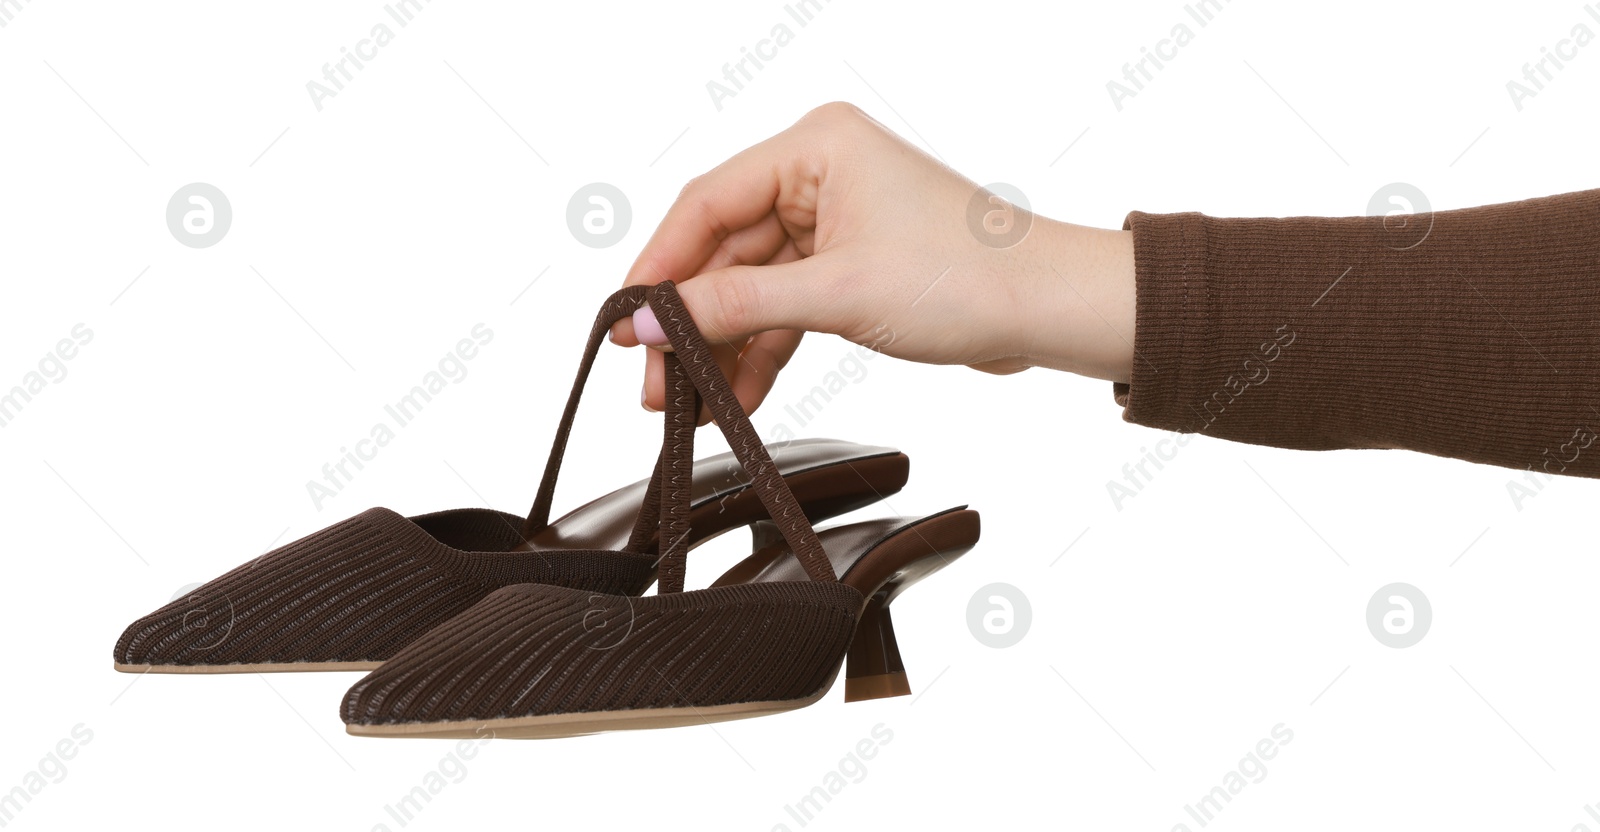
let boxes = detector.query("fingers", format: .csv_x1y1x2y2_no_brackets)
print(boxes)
698,210,792,278
641,330,803,416
729,330,804,414
610,128,810,344
628,140,792,285
613,211,794,347
640,348,664,412
639,237,812,415
633,255,845,352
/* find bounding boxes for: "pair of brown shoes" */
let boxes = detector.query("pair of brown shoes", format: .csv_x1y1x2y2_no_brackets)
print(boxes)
114,282,979,738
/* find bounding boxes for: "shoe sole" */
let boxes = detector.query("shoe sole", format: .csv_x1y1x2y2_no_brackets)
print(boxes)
113,661,383,674
346,671,837,739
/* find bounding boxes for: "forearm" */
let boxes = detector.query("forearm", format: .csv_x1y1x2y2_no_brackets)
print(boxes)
1105,188,1600,477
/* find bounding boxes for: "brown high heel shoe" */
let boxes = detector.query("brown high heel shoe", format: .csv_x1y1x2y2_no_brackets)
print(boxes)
341,280,979,738
112,286,908,674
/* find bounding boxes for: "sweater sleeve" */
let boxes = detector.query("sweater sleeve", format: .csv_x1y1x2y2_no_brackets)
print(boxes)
1113,188,1600,478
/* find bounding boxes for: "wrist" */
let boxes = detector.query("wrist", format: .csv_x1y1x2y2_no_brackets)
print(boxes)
1020,219,1136,383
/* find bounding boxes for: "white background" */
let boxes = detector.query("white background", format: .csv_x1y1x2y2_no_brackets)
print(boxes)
3,1,1598,829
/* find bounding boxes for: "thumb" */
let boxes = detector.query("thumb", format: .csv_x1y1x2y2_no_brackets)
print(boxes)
631,258,840,348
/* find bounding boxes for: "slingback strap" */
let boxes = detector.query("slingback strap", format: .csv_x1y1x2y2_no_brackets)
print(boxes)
521,285,652,541
652,347,699,594
621,341,700,578
646,281,837,585
623,445,668,554
521,280,834,589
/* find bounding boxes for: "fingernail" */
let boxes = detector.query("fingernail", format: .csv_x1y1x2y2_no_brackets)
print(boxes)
641,386,659,412
632,305,669,348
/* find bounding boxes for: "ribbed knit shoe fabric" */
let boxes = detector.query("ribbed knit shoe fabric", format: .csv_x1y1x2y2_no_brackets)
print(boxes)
112,281,908,672
340,580,861,726
114,508,656,669
342,280,968,737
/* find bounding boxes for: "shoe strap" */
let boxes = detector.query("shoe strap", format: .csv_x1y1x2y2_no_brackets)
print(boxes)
619,346,699,573
520,285,653,543
521,281,835,589
646,281,836,587
650,347,700,593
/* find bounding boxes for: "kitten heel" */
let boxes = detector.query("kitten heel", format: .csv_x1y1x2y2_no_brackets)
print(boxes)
844,593,910,702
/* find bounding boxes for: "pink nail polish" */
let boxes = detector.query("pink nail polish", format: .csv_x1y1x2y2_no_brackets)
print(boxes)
632,305,668,348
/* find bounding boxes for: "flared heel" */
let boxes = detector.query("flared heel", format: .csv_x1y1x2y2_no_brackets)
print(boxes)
844,592,910,702
838,505,980,703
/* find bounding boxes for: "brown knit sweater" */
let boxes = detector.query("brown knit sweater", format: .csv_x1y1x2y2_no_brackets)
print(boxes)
1115,188,1600,479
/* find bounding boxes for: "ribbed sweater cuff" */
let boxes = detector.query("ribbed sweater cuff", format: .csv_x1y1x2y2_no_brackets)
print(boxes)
1112,190,1600,477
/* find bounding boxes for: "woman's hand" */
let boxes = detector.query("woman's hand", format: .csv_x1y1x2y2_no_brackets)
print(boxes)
611,102,1136,415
